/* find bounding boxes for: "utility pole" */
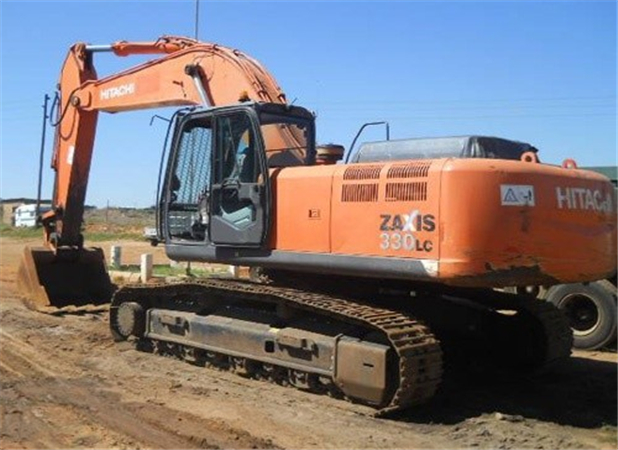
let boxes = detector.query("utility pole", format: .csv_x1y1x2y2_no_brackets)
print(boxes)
36,94,50,223
194,0,200,40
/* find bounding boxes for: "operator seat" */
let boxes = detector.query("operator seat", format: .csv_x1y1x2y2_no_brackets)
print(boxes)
238,145,256,182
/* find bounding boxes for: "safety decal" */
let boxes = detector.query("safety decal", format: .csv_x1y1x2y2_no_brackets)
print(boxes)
500,185,535,206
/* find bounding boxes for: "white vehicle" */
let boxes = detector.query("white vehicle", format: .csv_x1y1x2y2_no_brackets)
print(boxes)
14,204,51,227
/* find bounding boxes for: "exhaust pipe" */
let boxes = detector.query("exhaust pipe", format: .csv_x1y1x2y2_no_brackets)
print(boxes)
17,246,114,310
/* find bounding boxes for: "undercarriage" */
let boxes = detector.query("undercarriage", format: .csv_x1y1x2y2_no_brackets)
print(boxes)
110,274,572,413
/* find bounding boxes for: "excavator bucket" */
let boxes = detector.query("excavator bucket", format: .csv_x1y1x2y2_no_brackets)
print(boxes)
16,246,114,311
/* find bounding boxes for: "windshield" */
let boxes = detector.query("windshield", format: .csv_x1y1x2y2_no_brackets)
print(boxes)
259,113,313,167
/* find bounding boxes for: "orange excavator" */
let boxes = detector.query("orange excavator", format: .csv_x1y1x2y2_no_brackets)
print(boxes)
18,36,617,413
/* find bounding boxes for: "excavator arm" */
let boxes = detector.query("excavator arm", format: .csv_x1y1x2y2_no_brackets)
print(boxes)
19,36,292,309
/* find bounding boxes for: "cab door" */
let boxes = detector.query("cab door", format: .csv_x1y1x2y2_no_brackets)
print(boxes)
162,112,214,243
209,109,269,246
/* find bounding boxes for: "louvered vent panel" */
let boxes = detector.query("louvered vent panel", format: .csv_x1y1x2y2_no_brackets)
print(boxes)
387,162,431,179
341,184,379,202
385,182,428,202
343,165,383,180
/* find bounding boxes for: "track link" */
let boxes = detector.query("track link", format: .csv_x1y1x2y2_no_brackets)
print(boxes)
110,278,442,414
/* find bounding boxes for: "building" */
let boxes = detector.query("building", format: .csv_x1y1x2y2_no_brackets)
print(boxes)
582,166,617,188
0,198,51,226
14,204,53,227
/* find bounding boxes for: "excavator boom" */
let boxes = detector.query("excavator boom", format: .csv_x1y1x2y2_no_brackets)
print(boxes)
18,36,292,310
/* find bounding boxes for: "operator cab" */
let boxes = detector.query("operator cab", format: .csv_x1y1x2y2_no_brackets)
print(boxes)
159,102,315,247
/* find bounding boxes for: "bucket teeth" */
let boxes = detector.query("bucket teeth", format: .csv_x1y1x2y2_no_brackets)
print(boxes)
17,246,114,310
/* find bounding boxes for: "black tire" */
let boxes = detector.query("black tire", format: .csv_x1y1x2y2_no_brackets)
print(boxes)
545,281,617,350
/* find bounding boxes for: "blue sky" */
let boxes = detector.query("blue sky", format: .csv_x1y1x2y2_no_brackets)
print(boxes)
1,0,616,207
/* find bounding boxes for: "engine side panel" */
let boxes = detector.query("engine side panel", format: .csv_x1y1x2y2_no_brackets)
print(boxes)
330,160,444,260
269,159,445,261
270,166,332,252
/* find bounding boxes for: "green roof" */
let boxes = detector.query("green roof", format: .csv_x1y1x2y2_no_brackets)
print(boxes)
581,166,617,182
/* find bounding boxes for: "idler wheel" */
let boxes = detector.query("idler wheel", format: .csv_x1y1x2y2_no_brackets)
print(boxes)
115,302,145,338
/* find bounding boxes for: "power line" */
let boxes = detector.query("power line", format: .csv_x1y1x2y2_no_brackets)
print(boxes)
317,112,616,121
319,103,616,113
317,95,617,106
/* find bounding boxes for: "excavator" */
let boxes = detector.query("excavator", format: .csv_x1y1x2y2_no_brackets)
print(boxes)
17,36,617,413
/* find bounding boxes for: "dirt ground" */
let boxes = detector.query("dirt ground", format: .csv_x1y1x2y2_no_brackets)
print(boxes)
0,236,616,449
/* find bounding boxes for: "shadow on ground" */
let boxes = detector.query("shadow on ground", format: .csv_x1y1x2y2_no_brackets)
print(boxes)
394,355,616,427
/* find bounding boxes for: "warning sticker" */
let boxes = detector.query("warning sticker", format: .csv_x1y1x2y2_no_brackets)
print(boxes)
500,185,535,206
